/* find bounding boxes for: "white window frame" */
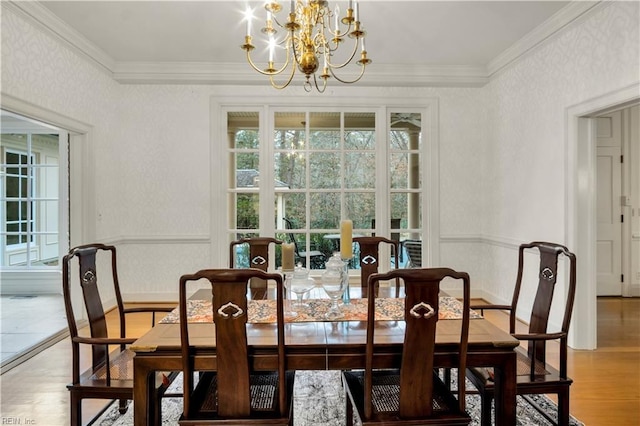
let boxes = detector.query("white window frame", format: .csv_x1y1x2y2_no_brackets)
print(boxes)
217,98,440,273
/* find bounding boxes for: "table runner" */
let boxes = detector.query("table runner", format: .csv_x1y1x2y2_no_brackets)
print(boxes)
160,296,481,324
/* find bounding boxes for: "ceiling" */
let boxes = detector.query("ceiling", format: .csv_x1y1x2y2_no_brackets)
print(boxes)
13,1,597,87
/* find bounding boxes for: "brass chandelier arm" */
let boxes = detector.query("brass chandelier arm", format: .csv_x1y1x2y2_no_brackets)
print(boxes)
309,72,329,93
329,59,367,84
269,60,298,90
323,37,360,70
243,44,291,77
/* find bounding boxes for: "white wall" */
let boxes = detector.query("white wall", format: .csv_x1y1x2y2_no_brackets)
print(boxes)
479,1,639,347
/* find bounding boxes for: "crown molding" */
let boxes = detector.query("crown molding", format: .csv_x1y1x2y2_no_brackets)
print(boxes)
5,1,115,74
487,1,604,77
6,0,603,88
112,62,489,87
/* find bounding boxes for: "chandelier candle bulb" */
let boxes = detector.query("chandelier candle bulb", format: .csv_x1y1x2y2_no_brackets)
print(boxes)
245,8,252,37
282,242,295,272
340,220,353,259
269,39,274,62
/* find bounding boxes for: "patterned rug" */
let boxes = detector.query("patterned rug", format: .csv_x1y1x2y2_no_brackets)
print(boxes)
93,371,584,426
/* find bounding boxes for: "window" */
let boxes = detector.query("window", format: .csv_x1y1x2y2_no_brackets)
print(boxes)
227,107,424,271
4,150,35,247
1,114,63,268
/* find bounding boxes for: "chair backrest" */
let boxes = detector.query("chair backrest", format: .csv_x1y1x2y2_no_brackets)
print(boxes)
403,239,422,267
230,237,283,298
179,269,286,418
366,268,470,419
229,237,283,271
510,241,577,370
353,236,400,297
62,243,126,373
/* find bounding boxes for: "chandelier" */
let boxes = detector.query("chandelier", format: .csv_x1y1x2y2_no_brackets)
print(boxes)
241,1,371,93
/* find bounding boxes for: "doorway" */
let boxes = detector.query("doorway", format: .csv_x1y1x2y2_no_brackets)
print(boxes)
595,107,638,296
0,110,71,371
568,83,640,350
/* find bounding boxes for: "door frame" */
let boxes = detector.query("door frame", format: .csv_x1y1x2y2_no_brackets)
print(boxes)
566,82,639,350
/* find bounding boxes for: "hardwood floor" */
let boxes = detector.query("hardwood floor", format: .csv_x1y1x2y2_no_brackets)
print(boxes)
0,298,638,425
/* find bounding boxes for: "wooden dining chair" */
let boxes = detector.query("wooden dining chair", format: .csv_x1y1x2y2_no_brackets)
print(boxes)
466,241,577,426
178,269,294,425
343,268,471,426
353,236,400,297
230,237,283,298
62,243,176,426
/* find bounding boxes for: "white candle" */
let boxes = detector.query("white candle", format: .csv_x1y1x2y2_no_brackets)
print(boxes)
361,37,366,52
335,5,339,28
269,38,275,62
340,220,353,259
291,0,295,14
355,1,359,21
282,242,295,271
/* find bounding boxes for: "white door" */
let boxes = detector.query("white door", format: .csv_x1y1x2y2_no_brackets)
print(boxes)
596,111,623,296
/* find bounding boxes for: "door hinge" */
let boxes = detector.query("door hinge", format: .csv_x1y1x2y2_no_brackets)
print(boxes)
621,274,624,283
621,155,624,163
621,214,624,223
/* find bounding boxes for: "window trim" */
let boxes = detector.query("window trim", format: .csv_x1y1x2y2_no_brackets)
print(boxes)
215,97,440,271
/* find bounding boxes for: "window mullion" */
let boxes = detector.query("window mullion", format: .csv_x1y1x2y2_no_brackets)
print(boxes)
261,107,276,236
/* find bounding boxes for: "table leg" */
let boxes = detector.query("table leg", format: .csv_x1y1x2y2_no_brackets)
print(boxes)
133,357,154,426
493,350,517,426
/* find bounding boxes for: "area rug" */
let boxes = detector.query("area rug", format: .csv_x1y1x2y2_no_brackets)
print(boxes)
93,371,584,426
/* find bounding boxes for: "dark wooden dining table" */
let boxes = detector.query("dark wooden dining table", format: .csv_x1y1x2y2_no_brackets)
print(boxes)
131,286,519,426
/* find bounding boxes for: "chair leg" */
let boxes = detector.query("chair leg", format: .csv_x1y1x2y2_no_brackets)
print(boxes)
557,389,571,426
345,395,354,426
443,368,452,389
69,393,81,426
152,392,163,425
480,393,493,426
118,398,129,414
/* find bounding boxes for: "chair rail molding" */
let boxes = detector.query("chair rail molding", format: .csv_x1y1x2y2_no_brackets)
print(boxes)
102,235,212,246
